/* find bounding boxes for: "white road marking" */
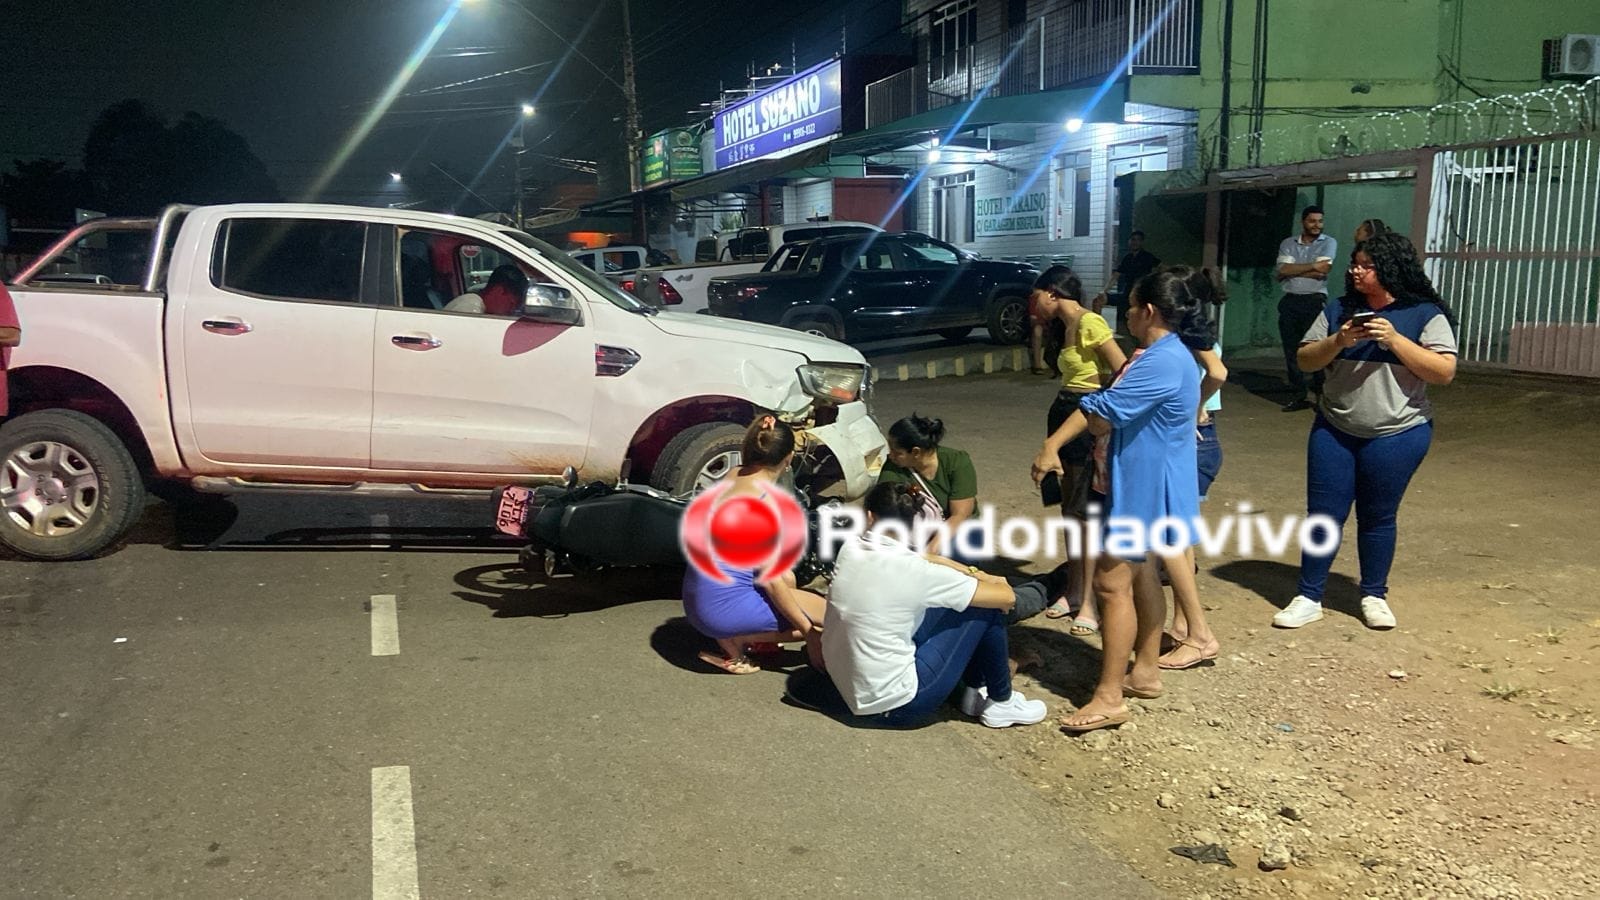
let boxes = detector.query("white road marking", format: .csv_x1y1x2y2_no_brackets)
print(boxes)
371,766,421,900
370,594,400,657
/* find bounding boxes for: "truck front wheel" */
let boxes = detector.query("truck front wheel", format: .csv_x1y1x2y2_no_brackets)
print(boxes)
651,422,746,497
987,293,1029,345
0,410,146,560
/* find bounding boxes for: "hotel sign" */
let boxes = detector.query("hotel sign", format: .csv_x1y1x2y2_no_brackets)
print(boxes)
975,192,1050,237
714,59,842,170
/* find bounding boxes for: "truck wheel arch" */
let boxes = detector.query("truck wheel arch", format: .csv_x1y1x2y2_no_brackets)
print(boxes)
624,396,755,484
777,306,846,340
5,366,158,478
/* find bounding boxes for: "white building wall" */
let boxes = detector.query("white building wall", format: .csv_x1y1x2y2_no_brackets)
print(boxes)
785,180,834,222
914,118,1196,289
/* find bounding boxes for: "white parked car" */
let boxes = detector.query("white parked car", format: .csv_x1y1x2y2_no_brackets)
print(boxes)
1,204,887,560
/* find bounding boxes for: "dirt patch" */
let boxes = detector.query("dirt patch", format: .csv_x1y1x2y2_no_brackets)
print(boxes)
874,365,1600,899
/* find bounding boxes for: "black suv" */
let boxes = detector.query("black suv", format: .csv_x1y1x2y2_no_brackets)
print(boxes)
705,232,1037,344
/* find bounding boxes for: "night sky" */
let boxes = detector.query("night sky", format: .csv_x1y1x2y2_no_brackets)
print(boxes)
2,0,903,212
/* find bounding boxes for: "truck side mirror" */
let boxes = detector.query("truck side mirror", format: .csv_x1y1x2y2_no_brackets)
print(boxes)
562,466,579,489
520,284,581,326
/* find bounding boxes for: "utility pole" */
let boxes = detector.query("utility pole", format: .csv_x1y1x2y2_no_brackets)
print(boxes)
622,0,642,194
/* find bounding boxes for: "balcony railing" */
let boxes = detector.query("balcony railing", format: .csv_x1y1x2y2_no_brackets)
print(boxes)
866,0,1199,130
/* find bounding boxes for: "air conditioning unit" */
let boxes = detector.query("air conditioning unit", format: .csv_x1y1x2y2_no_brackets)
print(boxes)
1544,34,1600,78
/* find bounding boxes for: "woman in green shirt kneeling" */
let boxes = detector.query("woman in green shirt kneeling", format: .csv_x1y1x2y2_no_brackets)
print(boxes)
877,414,982,564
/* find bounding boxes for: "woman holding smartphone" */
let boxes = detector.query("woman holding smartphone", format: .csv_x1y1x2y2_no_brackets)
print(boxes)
1275,232,1458,631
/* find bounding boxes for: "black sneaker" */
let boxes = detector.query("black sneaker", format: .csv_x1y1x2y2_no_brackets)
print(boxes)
1280,398,1314,412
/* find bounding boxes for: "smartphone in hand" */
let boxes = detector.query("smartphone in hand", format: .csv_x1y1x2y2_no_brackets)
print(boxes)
1039,471,1064,507
1350,310,1377,330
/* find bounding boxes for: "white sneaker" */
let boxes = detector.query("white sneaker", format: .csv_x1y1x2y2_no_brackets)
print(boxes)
1361,596,1397,630
1273,596,1324,629
959,685,988,717
980,691,1048,728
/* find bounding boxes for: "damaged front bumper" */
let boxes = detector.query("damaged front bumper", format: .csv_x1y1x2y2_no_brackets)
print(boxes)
801,400,886,500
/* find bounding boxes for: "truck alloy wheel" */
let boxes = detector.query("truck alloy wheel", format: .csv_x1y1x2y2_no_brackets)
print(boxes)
988,295,1029,345
0,410,145,560
651,422,748,497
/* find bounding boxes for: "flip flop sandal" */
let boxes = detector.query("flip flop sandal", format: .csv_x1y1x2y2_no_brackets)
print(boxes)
1059,708,1131,734
698,651,760,674
1159,638,1220,671
1043,599,1074,619
1160,629,1187,654
1069,617,1100,636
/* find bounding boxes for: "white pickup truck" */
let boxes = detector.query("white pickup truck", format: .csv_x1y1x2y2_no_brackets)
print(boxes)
1,204,887,560
634,221,881,315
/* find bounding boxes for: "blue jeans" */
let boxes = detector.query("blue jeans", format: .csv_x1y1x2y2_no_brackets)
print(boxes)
1197,421,1223,501
878,605,1013,728
1297,417,1433,600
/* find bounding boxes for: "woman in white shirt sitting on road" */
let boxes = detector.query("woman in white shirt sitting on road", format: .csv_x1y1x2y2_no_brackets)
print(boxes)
808,482,1050,729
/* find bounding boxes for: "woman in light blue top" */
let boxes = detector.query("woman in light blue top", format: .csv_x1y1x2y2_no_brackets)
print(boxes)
1033,270,1205,733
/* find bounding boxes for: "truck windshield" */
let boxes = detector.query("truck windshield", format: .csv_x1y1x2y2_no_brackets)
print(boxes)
499,230,650,312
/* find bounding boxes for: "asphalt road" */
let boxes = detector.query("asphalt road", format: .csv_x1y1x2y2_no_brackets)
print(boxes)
0,378,1154,899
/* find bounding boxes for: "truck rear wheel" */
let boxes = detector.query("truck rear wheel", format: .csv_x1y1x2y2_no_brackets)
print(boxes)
987,293,1029,345
651,422,746,497
0,410,146,560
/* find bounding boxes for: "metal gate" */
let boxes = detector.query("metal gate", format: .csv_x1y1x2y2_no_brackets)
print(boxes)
1423,136,1600,376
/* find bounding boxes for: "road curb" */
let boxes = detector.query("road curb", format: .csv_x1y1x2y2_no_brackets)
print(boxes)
869,347,1034,383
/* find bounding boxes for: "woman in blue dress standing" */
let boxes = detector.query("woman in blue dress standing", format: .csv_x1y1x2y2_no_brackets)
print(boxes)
1032,270,1207,733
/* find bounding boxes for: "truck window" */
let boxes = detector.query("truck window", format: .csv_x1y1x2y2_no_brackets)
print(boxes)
24,226,153,289
603,249,643,271
784,225,873,244
694,238,718,262
725,231,769,261
213,218,367,304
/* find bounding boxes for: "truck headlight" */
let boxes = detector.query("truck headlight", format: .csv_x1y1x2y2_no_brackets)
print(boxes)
797,363,867,403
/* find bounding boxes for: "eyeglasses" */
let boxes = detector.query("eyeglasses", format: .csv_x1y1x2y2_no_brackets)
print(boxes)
1348,262,1374,272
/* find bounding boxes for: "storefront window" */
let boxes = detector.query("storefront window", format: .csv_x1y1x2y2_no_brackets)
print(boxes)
933,171,975,244
1053,152,1093,239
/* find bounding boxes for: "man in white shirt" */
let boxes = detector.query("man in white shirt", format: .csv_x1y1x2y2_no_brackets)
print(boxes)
1276,206,1338,411
445,264,528,315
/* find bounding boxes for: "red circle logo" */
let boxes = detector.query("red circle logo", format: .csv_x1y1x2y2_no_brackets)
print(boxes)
680,481,807,584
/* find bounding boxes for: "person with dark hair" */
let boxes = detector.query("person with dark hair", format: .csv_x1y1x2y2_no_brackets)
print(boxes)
1277,206,1338,412
1146,266,1227,670
1032,270,1204,733
446,263,530,316
1030,266,1126,626
1354,218,1391,244
1274,232,1457,631
800,482,1048,728
876,414,979,557
1097,230,1160,337
681,415,829,673
1027,266,1077,375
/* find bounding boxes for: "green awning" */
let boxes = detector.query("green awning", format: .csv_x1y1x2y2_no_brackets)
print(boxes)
666,143,834,202
830,79,1130,157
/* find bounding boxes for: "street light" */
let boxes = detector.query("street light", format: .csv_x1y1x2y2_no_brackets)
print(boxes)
1064,118,1084,133
391,171,404,182
514,104,536,228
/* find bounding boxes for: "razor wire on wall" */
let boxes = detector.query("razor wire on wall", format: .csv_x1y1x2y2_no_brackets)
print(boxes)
1214,76,1600,171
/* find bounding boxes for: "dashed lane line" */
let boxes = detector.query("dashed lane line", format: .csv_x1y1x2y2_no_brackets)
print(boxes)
371,766,421,900
370,594,400,657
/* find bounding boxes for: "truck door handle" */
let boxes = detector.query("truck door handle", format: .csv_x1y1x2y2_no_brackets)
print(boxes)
391,333,442,350
201,317,253,335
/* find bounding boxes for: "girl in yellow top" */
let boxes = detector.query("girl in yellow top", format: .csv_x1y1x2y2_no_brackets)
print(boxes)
1031,266,1126,625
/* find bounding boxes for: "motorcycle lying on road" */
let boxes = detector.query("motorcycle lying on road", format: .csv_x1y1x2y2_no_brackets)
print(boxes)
491,460,842,586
